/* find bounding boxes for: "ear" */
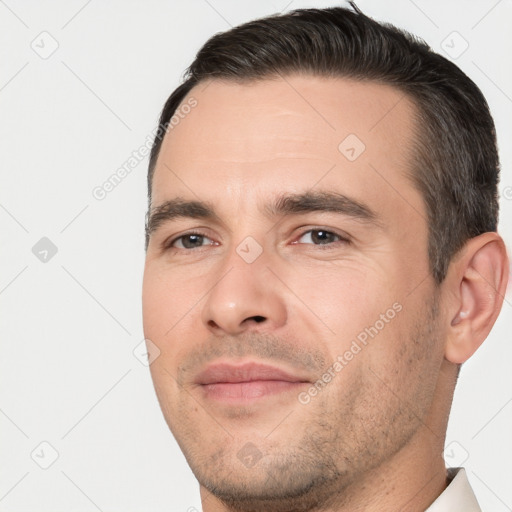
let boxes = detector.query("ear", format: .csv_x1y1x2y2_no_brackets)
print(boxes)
444,232,509,364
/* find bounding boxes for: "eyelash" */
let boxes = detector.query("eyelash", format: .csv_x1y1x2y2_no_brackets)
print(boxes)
163,228,350,251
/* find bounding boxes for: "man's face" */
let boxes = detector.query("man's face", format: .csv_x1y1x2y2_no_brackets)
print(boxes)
142,76,447,509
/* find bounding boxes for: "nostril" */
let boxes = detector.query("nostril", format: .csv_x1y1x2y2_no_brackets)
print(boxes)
251,316,266,323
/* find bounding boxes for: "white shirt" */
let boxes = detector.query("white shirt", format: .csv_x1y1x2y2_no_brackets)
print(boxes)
425,467,481,511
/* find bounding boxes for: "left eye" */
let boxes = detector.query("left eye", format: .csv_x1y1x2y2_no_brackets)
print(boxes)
295,229,345,245
170,233,215,249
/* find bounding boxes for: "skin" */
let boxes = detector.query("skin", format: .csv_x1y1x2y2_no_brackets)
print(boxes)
142,75,509,511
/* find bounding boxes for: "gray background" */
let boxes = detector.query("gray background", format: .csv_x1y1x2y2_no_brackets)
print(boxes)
1,0,511,510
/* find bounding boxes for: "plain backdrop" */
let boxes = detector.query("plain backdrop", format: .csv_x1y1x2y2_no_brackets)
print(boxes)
1,1,511,511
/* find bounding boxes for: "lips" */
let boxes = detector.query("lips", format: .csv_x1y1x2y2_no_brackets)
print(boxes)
194,361,310,403
194,362,309,385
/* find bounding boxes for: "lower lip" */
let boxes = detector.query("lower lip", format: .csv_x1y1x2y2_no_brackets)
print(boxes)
200,380,307,403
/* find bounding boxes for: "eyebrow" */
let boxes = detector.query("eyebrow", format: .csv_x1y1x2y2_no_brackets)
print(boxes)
146,191,381,239
264,191,378,224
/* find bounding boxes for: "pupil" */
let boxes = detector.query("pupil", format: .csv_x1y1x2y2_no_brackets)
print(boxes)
312,230,332,244
184,234,203,248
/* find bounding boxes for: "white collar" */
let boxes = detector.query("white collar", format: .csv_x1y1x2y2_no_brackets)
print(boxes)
425,468,481,511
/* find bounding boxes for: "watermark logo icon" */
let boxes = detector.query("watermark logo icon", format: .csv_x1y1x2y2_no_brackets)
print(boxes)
133,338,161,366
31,441,59,469
30,31,59,60
32,237,58,263
338,134,366,161
237,442,263,468
444,440,469,466
502,186,512,201
236,236,263,264
441,31,469,60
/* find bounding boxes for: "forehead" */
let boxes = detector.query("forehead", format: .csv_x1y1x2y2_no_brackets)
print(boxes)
152,75,424,226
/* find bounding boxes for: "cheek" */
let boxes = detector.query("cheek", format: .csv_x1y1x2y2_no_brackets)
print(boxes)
142,270,168,338
142,264,199,338
142,269,189,408
142,265,212,382
286,260,394,343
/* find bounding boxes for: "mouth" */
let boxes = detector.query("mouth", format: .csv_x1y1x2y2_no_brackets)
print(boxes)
194,361,310,404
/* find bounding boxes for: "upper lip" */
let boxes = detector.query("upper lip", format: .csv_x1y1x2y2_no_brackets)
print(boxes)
194,361,310,385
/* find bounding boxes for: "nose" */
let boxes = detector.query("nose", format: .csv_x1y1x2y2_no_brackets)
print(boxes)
201,249,287,336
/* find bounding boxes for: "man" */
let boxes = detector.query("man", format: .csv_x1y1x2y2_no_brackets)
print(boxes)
142,3,508,511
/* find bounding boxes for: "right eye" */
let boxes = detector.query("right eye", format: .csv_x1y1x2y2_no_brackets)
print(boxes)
166,231,216,250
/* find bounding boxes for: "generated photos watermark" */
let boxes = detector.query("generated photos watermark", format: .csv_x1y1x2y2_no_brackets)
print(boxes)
298,301,403,404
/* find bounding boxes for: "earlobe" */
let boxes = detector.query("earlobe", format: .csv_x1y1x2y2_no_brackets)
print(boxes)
445,233,509,364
